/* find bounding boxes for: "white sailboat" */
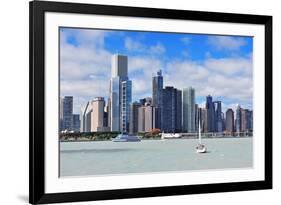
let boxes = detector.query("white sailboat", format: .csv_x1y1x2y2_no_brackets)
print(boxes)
196,117,207,153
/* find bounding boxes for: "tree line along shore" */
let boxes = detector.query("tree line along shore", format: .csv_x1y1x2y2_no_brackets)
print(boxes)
59,129,252,142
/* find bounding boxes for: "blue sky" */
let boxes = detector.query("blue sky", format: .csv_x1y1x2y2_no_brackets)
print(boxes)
60,27,253,114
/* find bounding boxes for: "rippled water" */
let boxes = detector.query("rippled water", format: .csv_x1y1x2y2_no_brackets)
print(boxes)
60,138,253,177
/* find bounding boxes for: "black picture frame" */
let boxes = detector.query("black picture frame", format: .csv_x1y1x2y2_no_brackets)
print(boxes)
29,0,272,204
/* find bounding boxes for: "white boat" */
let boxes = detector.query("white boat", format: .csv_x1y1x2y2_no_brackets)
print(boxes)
112,134,141,142
161,132,182,139
196,117,207,153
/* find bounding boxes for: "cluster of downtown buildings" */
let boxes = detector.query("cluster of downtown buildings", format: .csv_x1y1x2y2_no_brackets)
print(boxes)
60,54,253,135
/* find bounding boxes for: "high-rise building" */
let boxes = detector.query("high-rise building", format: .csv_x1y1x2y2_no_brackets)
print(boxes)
129,102,141,134
120,80,132,133
72,114,80,132
144,106,156,132
248,110,253,131
241,108,253,132
225,108,234,133
80,98,109,132
80,101,91,132
162,86,182,132
235,104,242,133
91,97,105,132
137,105,156,132
199,107,208,132
111,54,128,79
152,70,163,129
62,96,73,131
214,101,223,132
108,54,132,132
138,106,145,132
206,95,215,132
195,104,199,131
182,87,196,133
109,77,120,131
176,90,182,132
59,97,64,131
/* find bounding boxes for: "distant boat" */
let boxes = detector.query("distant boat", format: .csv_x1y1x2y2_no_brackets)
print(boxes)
112,134,141,142
161,132,182,139
196,118,207,153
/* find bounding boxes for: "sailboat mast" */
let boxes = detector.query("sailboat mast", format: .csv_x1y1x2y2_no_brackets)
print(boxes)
198,118,201,144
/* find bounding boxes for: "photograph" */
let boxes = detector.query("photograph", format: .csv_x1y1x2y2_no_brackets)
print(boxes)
59,27,254,177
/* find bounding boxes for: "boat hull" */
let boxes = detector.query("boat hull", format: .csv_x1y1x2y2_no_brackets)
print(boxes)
112,134,141,142
196,147,207,153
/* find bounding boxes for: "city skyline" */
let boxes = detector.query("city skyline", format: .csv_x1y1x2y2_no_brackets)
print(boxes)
59,56,253,134
60,28,253,115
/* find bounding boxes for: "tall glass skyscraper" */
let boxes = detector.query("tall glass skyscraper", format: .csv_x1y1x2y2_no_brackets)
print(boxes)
129,102,141,134
162,86,182,132
225,108,234,133
206,95,215,132
62,96,73,131
72,114,80,132
236,104,242,133
182,87,196,133
109,77,120,131
109,54,132,133
120,80,132,133
152,70,163,129
214,101,223,132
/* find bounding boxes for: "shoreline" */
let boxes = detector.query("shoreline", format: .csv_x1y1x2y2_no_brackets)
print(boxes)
60,135,252,143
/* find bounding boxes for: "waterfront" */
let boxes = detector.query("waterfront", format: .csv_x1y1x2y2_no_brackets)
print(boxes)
60,137,252,177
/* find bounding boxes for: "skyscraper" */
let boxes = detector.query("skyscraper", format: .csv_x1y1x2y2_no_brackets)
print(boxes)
80,101,91,132
137,105,156,132
225,108,234,133
241,108,253,132
109,77,120,131
248,110,253,131
214,101,223,132
199,107,208,133
109,54,132,132
59,97,64,131
72,114,80,132
129,102,141,134
236,104,242,133
80,98,109,132
182,87,196,133
162,86,182,132
120,80,132,133
62,96,73,131
176,90,182,132
91,97,106,132
206,95,215,132
152,70,163,129
195,104,199,131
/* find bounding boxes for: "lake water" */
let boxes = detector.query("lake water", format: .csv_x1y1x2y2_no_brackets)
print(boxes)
60,138,253,177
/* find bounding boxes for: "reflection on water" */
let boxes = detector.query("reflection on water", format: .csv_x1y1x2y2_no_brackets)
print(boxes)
60,138,253,177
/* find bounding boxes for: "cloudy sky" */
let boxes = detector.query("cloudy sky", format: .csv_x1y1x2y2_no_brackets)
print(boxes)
60,27,253,114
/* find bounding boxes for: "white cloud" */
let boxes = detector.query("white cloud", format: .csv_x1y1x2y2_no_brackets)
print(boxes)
129,56,163,74
125,37,166,55
149,42,166,55
207,36,247,51
60,29,113,113
204,57,252,76
124,37,145,52
162,56,253,109
60,28,252,114
180,37,191,45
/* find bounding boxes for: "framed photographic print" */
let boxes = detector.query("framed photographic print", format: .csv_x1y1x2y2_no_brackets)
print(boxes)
29,0,272,204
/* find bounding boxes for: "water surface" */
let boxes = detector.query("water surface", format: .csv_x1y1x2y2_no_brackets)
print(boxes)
60,138,253,177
